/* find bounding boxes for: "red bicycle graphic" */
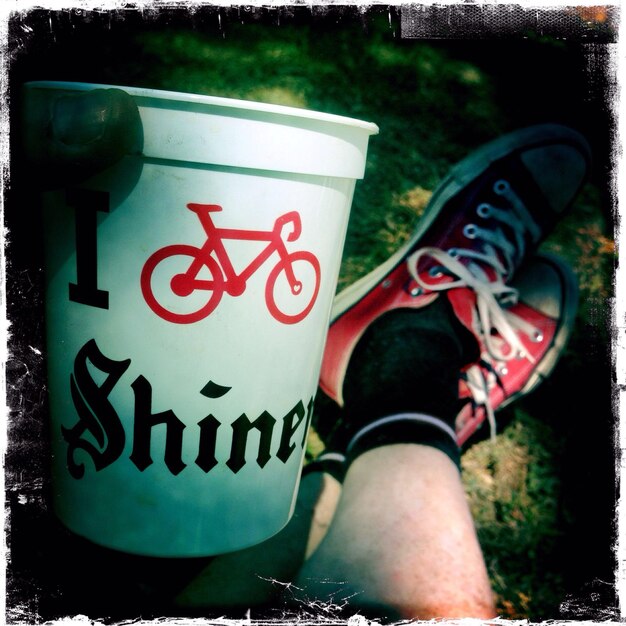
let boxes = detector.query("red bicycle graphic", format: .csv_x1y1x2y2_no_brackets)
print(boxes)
141,204,321,325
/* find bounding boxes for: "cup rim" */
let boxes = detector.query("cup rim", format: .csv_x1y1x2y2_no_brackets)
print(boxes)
25,81,379,135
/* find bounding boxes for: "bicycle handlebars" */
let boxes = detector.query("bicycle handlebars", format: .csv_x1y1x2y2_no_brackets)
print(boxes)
274,211,302,242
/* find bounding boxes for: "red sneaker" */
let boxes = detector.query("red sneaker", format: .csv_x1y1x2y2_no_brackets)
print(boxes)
455,253,578,445
320,124,590,408
309,253,577,478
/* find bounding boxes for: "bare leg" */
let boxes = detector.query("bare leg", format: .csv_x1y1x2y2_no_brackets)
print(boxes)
294,444,496,620
177,442,495,620
175,125,586,619
176,306,496,617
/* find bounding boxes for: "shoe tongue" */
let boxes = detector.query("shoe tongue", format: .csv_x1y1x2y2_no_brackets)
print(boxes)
520,146,587,213
445,289,481,365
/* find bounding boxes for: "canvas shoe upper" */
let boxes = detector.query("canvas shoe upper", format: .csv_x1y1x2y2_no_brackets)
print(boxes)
310,253,578,479
455,253,578,445
320,124,590,407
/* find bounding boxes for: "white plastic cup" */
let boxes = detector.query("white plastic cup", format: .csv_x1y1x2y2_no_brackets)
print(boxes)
27,81,378,557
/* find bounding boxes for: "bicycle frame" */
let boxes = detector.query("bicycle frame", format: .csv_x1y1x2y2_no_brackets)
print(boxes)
142,202,320,325
186,204,302,296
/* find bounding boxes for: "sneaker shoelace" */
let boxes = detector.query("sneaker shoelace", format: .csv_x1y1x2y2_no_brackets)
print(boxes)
406,178,544,439
463,362,499,440
461,317,535,442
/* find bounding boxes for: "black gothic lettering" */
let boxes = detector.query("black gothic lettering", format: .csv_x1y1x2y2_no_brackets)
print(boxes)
67,188,110,309
276,400,307,464
129,375,186,475
301,397,315,448
200,380,232,399
195,414,220,473
227,411,276,474
62,339,129,479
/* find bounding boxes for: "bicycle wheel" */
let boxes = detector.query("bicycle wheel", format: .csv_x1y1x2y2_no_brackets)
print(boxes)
265,251,321,324
141,244,224,324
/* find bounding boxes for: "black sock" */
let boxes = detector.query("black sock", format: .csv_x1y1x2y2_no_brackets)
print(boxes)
301,451,347,483
339,295,478,468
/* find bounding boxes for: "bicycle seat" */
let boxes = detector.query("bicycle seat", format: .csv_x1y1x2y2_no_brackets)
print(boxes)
187,203,223,213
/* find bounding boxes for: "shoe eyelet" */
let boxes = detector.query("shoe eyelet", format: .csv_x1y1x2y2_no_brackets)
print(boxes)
532,331,544,343
448,248,458,257
429,266,443,278
497,364,509,376
410,286,422,297
463,224,478,239
382,279,393,289
477,203,491,218
494,180,510,195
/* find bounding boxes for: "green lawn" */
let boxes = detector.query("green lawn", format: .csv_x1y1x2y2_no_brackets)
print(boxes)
9,6,617,620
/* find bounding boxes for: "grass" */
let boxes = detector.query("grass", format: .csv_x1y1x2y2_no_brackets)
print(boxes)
8,6,617,620
463,412,568,619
